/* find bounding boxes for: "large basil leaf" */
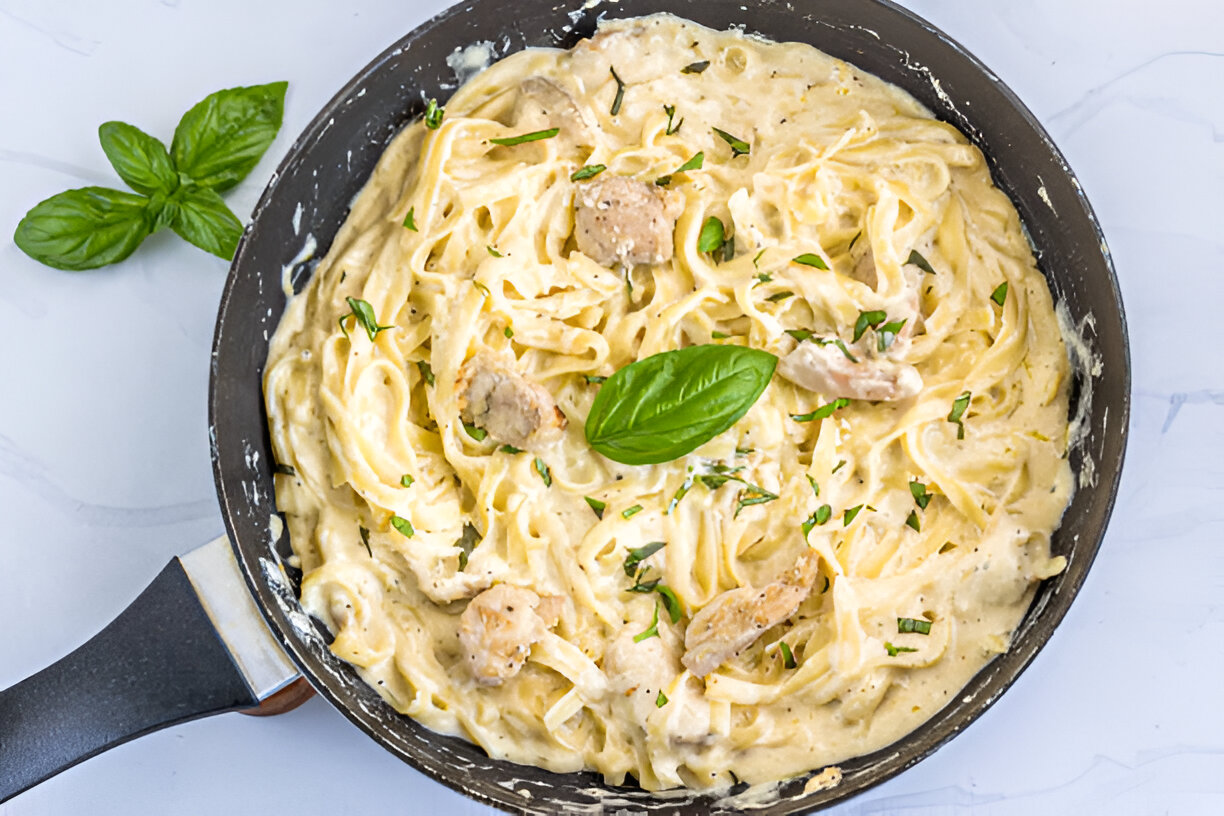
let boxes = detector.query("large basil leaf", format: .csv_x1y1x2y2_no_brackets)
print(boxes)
585,345,777,465
97,121,178,196
13,187,152,271
170,185,243,260
171,81,287,192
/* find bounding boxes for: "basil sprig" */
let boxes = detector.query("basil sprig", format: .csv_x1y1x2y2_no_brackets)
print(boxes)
585,345,778,465
15,82,287,270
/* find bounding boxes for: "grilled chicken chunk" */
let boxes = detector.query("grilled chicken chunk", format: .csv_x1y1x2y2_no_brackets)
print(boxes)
574,175,684,267
682,551,819,678
459,584,563,686
456,354,566,449
778,340,923,402
514,76,596,146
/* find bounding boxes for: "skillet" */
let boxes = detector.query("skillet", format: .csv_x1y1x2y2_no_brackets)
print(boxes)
0,0,1129,811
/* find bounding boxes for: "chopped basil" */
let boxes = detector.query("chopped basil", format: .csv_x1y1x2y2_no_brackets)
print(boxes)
884,641,918,656
909,480,932,509
610,66,626,116
622,504,643,519
654,175,673,187
832,459,846,474
822,575,831,593
802,504,832,536
455,523,480,570
663,104,684,136
785,329,813,342
675,151,704,173
906,249,935,274
792,253,829,270
991,281,1009,306
847,231,861,252
462,423,487,441
791,398,850,423
696,464,744,491
489,127,559,146
843,504,864,526
667,473,695,514
905,510,921,531
571,164,606,182
583,374,607,384
765,290,793,302
584,496,607,518
698,215,726,255
400,473,415,487
948,391,971,439
656,690,669,707
624,541,666,576
852,309,887,343
876,319,907,352
391,515,414,538
807,475,819,496
487,245,502,257
628,576,660,593
712,126,750,157
499,444,524,454
359,525,372,557
735,484,778,516
424,98,444,130
403,207,418,231
634,603,660,642
779,641,797,669
273,463,295,476
472,280,490,297
753,248,767,268
339,297,392,342
898,617,932,635
719,234,735,264
416,360,435,386
939,541,957,554
711,331,730,339
681,60,710,74
735,447,754,456
656,585,683,623
533,457,552,486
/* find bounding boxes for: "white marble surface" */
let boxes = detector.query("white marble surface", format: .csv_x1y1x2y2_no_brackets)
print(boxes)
1,0,1220,813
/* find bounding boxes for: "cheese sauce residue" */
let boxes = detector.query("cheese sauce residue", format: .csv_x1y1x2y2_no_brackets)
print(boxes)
264,15,1072,790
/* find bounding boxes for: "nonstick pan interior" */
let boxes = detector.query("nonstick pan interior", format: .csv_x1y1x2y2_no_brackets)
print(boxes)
210,0,1128,812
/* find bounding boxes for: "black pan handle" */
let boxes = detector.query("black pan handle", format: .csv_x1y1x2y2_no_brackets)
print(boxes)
0,558,259,802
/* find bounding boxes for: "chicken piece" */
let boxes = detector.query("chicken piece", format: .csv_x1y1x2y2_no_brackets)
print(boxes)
604,629,711,743
459,584,563,686
456,354,567,448
778,340,923,402
682,551,819,678
514,76,595,146
574,175,684,267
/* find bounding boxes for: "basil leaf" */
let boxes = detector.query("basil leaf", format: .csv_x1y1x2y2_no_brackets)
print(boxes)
584,496,606,518
489,128,559,146
843,504,864,526
905,510,921,531
906,249,935,274
391,515,414,538
656,690,669,707
571,164,606,182
14,187,152,271
792,253,829,270
785,329,812,342
910,480,932,509
790,397,850,423
853,310,887,343
585,345,778,466
499,444,523,454
610,66,626,116
712,126,750,156
170,184,243,260
802,504,832,536
991,282,1009,306
424,98,444,130
171,81,287,192
682,60,710,74
698,216,726,254
656,585,683,623
98,121,178,196
403,207,418,231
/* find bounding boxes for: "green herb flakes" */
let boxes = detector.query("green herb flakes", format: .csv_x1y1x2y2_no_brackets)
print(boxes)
906,249,935,275
533,457,552,486
339,297,392,342
802,504,832,536
852,310,887,343
274,463,295,476
779,641,797,669
610,66,626,116
571,164,606,182
400,474,415,488
584,496,607,519
909,480,932,509
991,281,1009,306
792,253,829,270
490,127,559,146
656,690,669,707
884,641,918,657
499,444,524,454
403,207,418,231
948,391,971,439
791,397,851,423
359,525,372,557
416,360,435,386
424,98,444,129
698,216,726,255
391,516,415,538
843,504,864,526
905,510,921,532
897,617,932,635
463,423,487,442
634,603,661,642
681,60,710,74
712,126,750,157
622,504,644,519
486,245,502,257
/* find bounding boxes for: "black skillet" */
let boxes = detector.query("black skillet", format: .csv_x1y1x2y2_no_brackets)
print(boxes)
0,0,1129,811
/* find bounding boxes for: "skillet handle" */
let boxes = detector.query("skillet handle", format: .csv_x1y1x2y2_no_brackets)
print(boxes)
0,557,258,803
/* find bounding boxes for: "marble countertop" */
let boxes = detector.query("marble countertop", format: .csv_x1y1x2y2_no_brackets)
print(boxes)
1,1,1220,813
